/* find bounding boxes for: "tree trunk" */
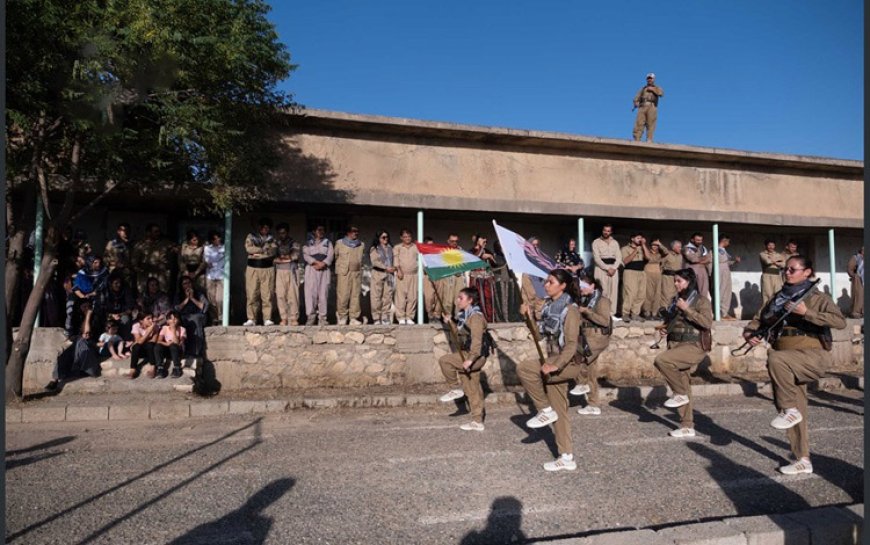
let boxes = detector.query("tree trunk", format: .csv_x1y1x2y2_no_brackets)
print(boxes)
5,246,57,400
5,187,37,320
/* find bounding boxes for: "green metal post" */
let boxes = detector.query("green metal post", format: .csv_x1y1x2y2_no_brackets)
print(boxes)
828,228,836,296
577,217,585,257
34,194,44,326
712,224,720,321
417,210,424,325
222,210,232,326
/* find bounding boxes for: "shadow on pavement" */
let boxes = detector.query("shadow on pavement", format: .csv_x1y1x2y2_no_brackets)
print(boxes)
6,436,75,457
169,478,295,545
459,496,528,545
761,435,864,503
508,414,558,458
6,451,65,471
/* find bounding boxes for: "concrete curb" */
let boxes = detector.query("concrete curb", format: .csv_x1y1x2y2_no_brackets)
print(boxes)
551,503,863,544
5,375,862,424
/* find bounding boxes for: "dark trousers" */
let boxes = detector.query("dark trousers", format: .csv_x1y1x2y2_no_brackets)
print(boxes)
156,344,183,369
181,313,207,357
130,342,157,369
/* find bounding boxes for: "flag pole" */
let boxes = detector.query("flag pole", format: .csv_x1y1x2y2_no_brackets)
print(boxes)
513,272,547,365
429,276,467,362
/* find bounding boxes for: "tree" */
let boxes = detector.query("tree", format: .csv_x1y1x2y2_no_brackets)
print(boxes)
6,0,297,399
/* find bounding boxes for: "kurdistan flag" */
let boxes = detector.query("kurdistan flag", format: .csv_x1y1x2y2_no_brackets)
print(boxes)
415,243,488,281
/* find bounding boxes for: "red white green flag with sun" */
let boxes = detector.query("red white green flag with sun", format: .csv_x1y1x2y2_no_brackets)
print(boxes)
415,243,489,281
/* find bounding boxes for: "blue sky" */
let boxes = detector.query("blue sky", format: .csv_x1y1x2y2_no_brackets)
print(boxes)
269,1,863,160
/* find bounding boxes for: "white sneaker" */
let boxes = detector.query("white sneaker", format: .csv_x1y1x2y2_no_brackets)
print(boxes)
664,394,690,408
264,320,275,326
577,406,601,416
459,421,485,432
439,389,465,403
242,320,255,327
349,319,362,326
612,316,622,322
337,317,349,326
669,427,696,438
405,319,415,325
569,384,591,396
543,454,576,472
526,408,558,429
778,458,813,475
771,409,803,430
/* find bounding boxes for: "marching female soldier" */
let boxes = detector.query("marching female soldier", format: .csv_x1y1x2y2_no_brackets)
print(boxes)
438,288,489,431
653,268,713,438
742,256,845,474
569,272,613,416
517,268,584,471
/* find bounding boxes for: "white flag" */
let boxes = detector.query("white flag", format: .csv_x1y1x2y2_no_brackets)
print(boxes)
492,220,558,280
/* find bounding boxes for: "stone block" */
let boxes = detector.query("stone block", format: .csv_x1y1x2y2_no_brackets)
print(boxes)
433,332,448,344
654,520,745,544
313,332,329,344
612,327,629,339
366,333,385,344
402,353,443,384
383,337,397,345
303,397,338,409
405,394,436,406
206,335,246,361
713,326,743,345
364,363,385,374
566,529,670,545
344,331,365,344
288,333,311,347
6,409,22,423
22,406,67,423
265,400,290,413
190,401,230,417
783,506,861,545
495,327,512,341
627,327,645,338
229,400,268,415
245,332,265,346
832,325,853,342
723,514,808,545
393,327,435,353
328,331,345,343
150,402,191,420
109,405,150,420
65,406,109,421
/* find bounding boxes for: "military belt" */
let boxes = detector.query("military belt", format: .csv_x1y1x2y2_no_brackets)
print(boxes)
247,257,274,269
662,270,677,276
780,328,815,338
668,333,700,343
624,261,645,272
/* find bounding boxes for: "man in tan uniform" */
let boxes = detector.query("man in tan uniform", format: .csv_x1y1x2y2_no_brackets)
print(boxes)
394,229,419,324
658,240,683,313
620,232,647,322
642,237,665,319
433,234,466,318
334,226,365,325
243,217,277,326
274,223,301,326
421,237,438,322
784,240,799,261
717,235,741,319
743,256,846,474
759,240,786,306
132,223,176,295
632,73,664,142
683,232,712,299
847,247,864,318
592,224,621,316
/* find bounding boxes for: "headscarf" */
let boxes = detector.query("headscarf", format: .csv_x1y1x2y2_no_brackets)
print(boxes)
540,292,573,349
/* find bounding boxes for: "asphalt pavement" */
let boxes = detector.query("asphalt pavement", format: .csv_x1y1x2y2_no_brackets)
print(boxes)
6,388,864,544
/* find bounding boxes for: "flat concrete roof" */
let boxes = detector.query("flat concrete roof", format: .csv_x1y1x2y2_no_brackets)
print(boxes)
285,108,863,178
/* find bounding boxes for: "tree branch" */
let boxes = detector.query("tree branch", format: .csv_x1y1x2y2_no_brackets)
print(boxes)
68,180,120,225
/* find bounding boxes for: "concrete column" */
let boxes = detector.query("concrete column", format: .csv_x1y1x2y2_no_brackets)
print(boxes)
577,217,585,257
712,223,720,321
222,210,232,326
34,194,44,326
828,228,836,295
417,210,424,324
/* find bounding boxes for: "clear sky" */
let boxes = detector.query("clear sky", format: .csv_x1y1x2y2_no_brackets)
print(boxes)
269,1,863,160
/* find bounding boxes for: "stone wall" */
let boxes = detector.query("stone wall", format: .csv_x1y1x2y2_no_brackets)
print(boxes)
203,320,864,392
19,321,863,393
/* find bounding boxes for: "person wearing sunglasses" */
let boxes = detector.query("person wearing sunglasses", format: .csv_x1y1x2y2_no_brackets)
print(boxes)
742,256,846,475
369,230,397,325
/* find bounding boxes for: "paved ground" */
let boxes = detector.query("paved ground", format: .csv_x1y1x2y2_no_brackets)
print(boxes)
6,389,864,544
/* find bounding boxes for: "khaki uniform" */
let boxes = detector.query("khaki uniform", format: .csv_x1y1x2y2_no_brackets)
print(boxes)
370,245,396,323
334,240,365,322
303,238,334,323
275,238,301,325
658,251,683,312
521,274,545,319
104,238,129,272
433,274,465,317
717,247,735,318
847,254,863,318
577,294,612,406
423,270,437,320
592,237,621,314
244,233,277,323
653,294,713,428
517,305,584,456
132,238,174,294
621,244,646,319
438,312,488,423
632,84,664,141
394,243,420,322
759,251,786,306
642,250,663,317
746,288,846,459
179,243,206,291
683,243,712,299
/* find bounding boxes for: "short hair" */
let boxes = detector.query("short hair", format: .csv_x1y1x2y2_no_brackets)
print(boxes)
764,239,775,246
459,287,481,307
670,240,682,251
718,234,730,242
786,239,798,246
690,232,703,239
208,229,222,241
346,225,358,234
186,229,200,242
423,236,434,243
786,254,814,274
276,222,290,232
602,224,613,230
447,233,459,239
257,217,272,228
631,232,643,238
118,223,130,231
400,228,413,237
